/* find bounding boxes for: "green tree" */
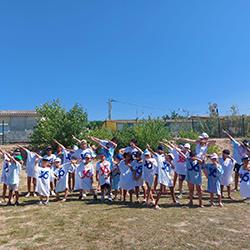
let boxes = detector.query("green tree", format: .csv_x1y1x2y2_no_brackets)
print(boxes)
30,100,88,149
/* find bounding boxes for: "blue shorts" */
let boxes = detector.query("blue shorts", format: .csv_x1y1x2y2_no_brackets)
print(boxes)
178,174,186,181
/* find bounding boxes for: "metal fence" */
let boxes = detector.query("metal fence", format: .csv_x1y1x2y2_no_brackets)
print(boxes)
165,116,249,138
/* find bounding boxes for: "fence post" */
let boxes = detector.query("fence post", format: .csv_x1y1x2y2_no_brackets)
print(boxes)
2,120,4,145
191,118,194,131
242,115,245,137
218,118,221,138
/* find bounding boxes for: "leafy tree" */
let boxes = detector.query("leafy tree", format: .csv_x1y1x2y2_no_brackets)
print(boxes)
30,100,88,149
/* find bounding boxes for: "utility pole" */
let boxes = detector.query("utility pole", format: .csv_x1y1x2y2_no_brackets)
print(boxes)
107,98,116,120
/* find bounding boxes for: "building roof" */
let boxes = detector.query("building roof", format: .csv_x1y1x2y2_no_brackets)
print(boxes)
0,110,38,117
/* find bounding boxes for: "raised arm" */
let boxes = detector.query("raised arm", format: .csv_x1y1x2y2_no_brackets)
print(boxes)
53,139,66,150
146,144,157,156
131,143,143,154
88,136,109,150
72,135,83,144
176,138,197,144
223,130,237,143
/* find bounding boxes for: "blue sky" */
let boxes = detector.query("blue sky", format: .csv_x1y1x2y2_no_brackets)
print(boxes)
1,1,250,120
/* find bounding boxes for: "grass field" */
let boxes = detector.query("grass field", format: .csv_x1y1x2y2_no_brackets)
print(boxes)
1,143,250,250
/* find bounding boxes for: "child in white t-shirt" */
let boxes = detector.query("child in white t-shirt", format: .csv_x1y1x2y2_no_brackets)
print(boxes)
0,149,10,203
220,149,236,199
5,153,22,206
18,145,42,198
131,151,146,203
96,154,112,201
35,158,54,205
111,154,123,201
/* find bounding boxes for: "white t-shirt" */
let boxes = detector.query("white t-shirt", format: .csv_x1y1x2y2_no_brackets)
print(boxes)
220,158,236,186
25,149,38,177
35,166,52,196
72,148,94,161
172,149,188,175
142,157,157,187
195,143,208,160
7,161,21,185
118,160,135,191
1,155,10,184
55,163,74,193
239,167,250,198
43,154,57,164
96,160,111,186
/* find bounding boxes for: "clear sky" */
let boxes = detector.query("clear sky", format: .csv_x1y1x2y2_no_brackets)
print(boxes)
1,1,250,120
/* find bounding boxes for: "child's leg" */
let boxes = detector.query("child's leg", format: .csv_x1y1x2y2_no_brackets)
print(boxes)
2,183,7,201
32,178,37,194
221,185,224,197
129,190,133,202
135,186,139,200
169,186,177,203
155,184,163,207
196,185,203,207
56,192,60,201
8,189,13,203
68,173,72,191
218,194,223,207
178,177,183,195
234,172,239,190
72,173,75,191
227,185,232,199
188,182,194,205
153,175,158,193
101,186,105,200
210,193,214,206
123,190,127,201
119,189,122,200
14,191,19,203
27,176,31,193
142,186,146,200
173,172,178,188
79,189,83,199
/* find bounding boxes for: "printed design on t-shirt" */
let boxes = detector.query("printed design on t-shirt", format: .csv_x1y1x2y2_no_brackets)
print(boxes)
188,161,199,172
240,172,250,183
162,161,170,172
82,169,92,178
136,164,143,176
144,161,153,169
100,163,110,176
38,170,49,179
4,163,9,173
66,153,71,161
208,168,217,178
58,169,65,179
177,155,186,163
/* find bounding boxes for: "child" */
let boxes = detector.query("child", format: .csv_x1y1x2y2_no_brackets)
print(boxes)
54,157,77,202
111,154,123,201
35,158,53,205
72,136,95,161
154,153,177,210
220,149,236,199
186,151,203,207
204,153,224,207
75,154,96,200
118,152,135,202
223,130,250,191
239,156,250,200
163,140,190,199
142,150,157,206
131,151,146,203
96,154,112,201
5,153,22,206
122,139,139,159
0,149,10,203
18,145,42,197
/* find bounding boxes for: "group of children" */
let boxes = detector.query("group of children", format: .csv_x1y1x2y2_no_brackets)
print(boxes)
1,131,250,210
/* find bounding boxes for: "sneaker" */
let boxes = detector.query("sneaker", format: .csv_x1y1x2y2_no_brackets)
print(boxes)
108,196,112,202
61,198,66,202
177,193,183,199
82,193,87,198
154,205,161,210
43,200,49,205
218,202,224,207
25,192,31,198
51,191,56,196
38,201,43,205
33,193,37,197
14,201,20,206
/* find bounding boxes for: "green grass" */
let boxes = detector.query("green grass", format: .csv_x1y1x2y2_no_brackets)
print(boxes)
1,170,250,249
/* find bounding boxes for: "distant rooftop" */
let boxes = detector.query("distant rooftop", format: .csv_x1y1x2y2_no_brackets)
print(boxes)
0,110,38,117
